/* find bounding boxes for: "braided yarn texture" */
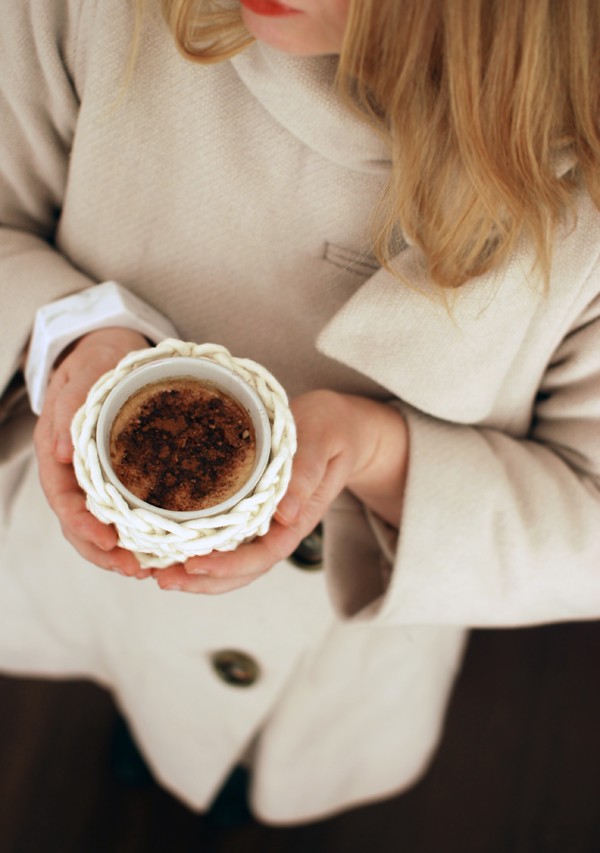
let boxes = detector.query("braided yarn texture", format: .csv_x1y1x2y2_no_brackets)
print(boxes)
71,339,297,568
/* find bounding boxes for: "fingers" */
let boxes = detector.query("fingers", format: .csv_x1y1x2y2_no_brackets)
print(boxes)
274,435,351,533
157,520,296,587
274,390,352,528
61,526,150,579
38,441,147,576
47,361,102,463
35,407,116,541
33,331,151,576
152,512,315,595
153,452,350,596
38,442,148,577
153,561,260,595
51,382,82,462
274,459,320,526
45,327,150,464
42,452,148,577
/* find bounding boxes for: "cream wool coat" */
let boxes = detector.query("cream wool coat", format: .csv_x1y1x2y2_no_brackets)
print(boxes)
1,0,600,825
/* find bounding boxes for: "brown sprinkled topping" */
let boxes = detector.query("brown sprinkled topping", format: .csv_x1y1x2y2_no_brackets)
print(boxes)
109,378,256,512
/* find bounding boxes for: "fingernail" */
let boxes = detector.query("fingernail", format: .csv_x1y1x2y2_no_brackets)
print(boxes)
161,584,183,592
55,435,72,460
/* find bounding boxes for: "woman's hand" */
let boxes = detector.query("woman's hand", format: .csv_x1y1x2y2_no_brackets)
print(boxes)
33,327,152,578
153,389,409,595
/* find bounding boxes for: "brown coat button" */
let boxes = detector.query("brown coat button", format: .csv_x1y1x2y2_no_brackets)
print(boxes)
211,650,260,687
289,523,323,570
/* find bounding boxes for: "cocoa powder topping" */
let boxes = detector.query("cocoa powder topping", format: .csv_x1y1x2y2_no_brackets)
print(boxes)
109,378,256,512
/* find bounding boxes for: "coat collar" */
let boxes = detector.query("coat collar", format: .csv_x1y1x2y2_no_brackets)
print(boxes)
230,43,391,174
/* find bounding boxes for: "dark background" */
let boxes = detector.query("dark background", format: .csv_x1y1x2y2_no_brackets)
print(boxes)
1,621,599,853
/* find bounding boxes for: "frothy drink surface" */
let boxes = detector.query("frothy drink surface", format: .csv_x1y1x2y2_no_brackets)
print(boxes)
109,378,257,512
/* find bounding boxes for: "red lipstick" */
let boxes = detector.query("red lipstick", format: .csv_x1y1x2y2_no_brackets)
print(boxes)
240,0,301,16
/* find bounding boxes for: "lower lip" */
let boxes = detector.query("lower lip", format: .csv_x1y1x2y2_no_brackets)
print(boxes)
240,0,301,16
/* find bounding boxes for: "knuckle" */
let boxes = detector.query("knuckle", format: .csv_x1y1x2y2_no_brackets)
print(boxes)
207,562,230,579
53,492,73,520
190,579,222,595
263,536,290,567
59,521,75,545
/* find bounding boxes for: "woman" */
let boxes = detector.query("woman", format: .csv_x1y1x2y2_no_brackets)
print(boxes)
0,0,599,824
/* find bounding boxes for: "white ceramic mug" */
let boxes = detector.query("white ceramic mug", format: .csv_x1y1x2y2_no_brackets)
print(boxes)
95,357,271,521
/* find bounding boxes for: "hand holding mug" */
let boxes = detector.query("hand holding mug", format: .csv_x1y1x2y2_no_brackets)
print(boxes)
153,389,409,595
33,327,152,578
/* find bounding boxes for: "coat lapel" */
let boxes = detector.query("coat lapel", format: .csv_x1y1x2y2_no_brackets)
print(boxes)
317,161,596,425
316,239,546,423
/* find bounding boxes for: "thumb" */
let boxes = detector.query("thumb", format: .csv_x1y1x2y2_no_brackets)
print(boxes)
50,363,100,463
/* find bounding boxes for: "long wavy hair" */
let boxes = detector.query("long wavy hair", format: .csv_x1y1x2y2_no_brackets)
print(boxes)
144,0,600,289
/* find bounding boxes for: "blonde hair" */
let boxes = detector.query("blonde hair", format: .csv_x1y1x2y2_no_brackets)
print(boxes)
152,0,600,289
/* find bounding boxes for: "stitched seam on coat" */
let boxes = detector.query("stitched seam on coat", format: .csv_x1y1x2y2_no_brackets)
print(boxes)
323,242,380,277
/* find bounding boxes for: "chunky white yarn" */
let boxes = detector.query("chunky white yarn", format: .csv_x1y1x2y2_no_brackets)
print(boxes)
71,339,297,568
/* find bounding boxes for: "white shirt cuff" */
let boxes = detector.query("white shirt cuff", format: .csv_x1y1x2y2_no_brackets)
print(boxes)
24,281,179,414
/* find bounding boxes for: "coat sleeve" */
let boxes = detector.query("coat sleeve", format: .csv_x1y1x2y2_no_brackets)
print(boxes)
0,0,98,397
327,275,600,627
